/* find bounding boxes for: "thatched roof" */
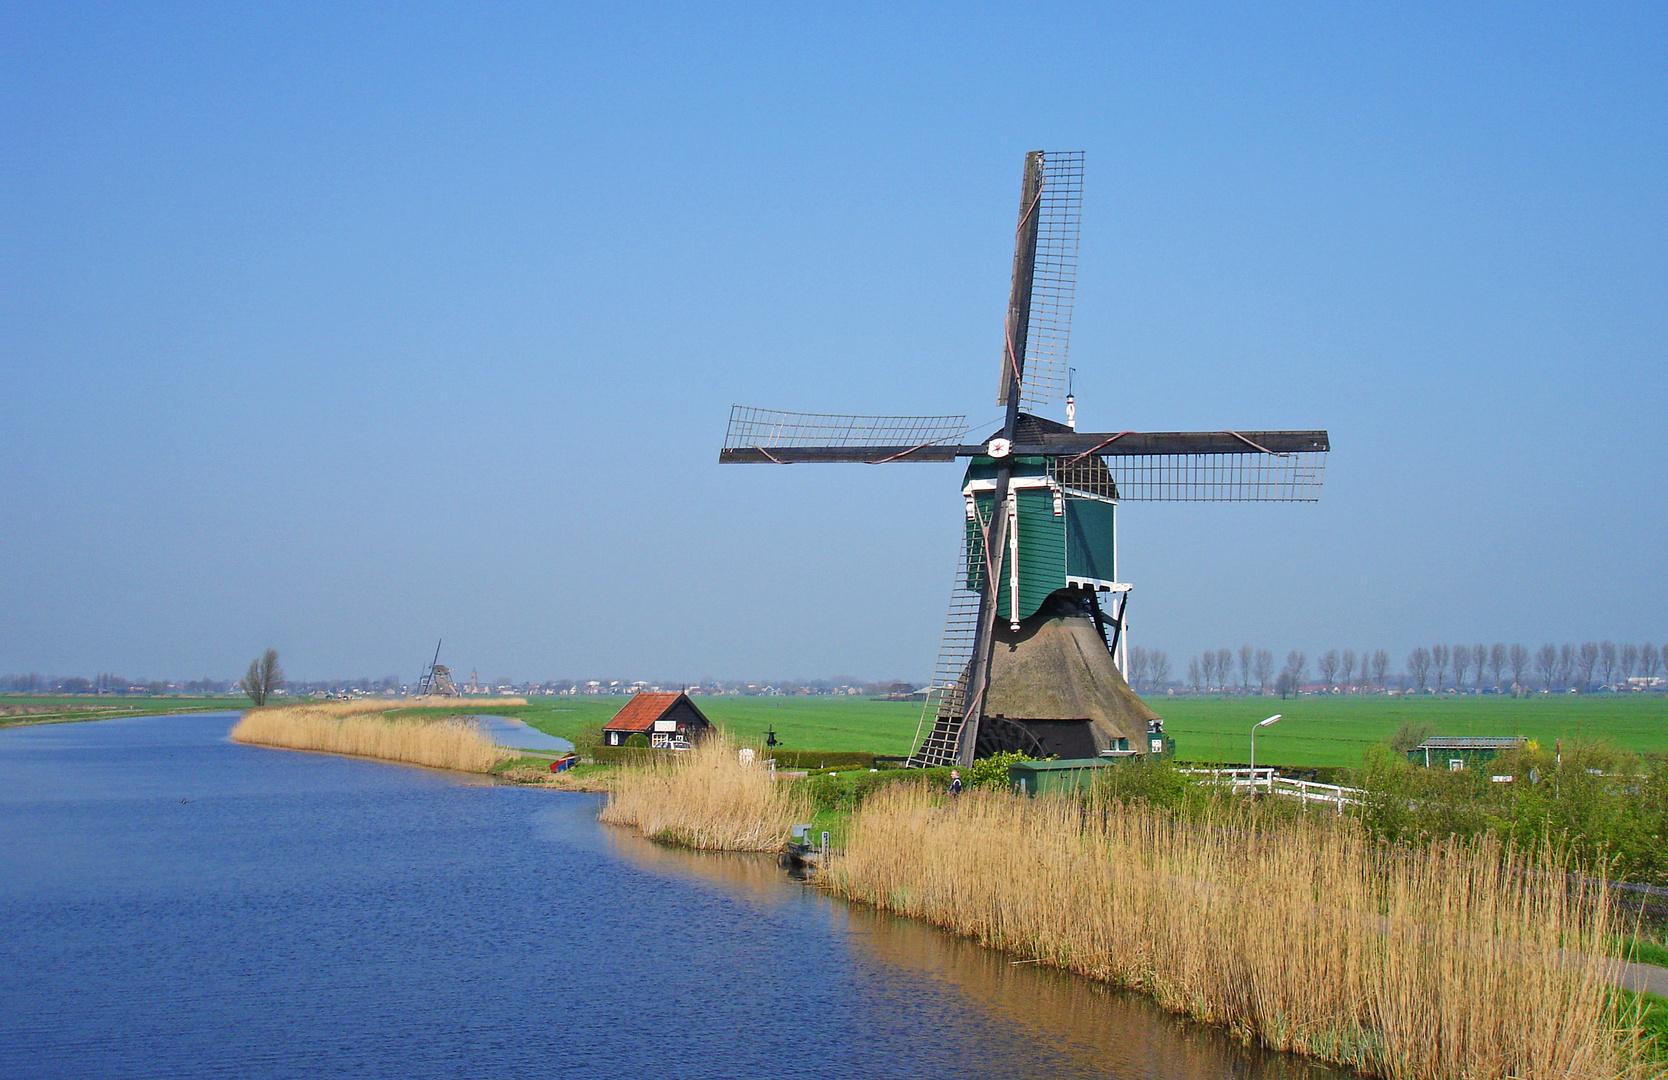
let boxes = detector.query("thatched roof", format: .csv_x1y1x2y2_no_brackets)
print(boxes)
984,593,1160,751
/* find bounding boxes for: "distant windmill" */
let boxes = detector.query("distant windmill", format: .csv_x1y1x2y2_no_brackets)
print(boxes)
416,640,461,697
720,151,1329,767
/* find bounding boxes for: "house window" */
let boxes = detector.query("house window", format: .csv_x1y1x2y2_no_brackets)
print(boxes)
1449,759,1464,771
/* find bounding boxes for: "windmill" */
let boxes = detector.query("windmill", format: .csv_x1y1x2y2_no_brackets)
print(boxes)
720,151,1328,767
416,640,461,697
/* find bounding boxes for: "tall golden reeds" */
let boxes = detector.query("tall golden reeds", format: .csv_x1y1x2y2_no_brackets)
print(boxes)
825,784,1651,1080
230,705,509,773
598,737,809,851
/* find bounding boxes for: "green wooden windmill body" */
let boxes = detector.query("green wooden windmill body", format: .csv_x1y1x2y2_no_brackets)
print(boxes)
962,456,1120,624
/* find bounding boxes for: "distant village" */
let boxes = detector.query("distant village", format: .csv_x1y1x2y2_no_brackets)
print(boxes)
0,671,924,700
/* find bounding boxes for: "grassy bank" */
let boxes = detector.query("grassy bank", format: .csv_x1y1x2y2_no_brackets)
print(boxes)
825,784,1653,1080
0,695,232,728
598,737,808,851
230,702,512,773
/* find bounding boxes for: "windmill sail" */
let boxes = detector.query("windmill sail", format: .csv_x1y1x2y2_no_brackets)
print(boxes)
998,150,1084,411
721,406,970,463
1051,444,1329,502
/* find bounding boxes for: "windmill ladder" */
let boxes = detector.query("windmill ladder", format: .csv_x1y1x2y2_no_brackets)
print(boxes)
907,506,989,768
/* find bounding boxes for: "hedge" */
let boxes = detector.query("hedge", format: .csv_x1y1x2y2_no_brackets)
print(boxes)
763,750,875,770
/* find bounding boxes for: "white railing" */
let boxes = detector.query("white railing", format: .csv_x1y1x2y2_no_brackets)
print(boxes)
1180,768,1365,811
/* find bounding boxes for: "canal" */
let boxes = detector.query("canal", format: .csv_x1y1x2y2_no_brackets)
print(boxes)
0,712,1341,1080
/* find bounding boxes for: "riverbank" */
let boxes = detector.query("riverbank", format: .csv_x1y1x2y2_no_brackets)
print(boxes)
822,783,1654,1080
597,737,808,851
230,701,521,773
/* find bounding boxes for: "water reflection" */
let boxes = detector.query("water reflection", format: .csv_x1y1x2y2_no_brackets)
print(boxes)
602,826,1344,1080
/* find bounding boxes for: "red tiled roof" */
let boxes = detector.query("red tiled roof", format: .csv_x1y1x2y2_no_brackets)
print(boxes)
603,692,685,732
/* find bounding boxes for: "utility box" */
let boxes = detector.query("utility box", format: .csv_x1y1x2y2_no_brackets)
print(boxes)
1008,758,1113,796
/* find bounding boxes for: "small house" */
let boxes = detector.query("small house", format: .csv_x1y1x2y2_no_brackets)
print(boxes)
602,692,713,749
1408,736,1526,770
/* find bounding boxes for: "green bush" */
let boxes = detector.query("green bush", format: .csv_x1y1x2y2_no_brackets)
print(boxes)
624,732,650,749
765,750,875,769
794,767,952,813
586,745,663,765
806,773,844,812
1350,741,1668,886
1089,757,1214,812
965,751,1029,790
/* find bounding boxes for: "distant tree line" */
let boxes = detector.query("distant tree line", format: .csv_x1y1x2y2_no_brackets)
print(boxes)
0,673,237,694
1160,641,1663,697
1402,641,1663,695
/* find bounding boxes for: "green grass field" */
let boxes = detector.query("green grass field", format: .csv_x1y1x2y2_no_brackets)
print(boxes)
9,691,1665,772
512,693,1668,769
1158,694,1668,768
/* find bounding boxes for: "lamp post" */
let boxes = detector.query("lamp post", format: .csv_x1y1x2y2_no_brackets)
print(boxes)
1249,714,1282,792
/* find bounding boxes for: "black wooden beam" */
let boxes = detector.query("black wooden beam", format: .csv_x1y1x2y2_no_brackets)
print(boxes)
718,430,1328,464
1024,430,1330,456
718,446,967,464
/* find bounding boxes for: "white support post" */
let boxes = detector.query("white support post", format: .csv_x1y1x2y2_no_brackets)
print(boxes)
1006,491,1020,631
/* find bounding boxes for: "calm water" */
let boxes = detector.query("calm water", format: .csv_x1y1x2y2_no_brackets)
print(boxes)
472,714,574,752
0,713,1342,1080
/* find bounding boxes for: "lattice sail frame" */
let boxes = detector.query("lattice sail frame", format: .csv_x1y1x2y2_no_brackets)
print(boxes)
724,406,969,450
1015,150,1083,410
1053,449,1328,502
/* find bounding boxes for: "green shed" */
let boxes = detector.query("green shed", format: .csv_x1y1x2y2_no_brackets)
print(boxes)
1007,758,1119,796
1408,736,1525,770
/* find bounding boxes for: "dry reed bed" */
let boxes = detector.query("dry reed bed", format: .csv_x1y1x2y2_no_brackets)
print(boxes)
825,784,1653,1080
599,738,808,851
230,705,509,773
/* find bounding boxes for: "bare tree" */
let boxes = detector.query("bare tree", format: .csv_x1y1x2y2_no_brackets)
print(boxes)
1216,649,1232,693
1535,644,1557,691
1429,645,1448,692
1508,643,1529,694
1599,641,1618,689
1452,645,1471,692
1285,651,1308,689
1128,645,1149,691
1576,642,1600,692
1318,649,1340,691
1557,644,1575,690
1189,656,1204,694
1150,651,1172,690
1621,643,1639,684
1641,643,1660,685
1372,649,1390,690
1239,644,1253,693
1253,649,1274,694
1340,649,1357,691
239,649,284,706
1407,647,1432,693
1488,643,1507,691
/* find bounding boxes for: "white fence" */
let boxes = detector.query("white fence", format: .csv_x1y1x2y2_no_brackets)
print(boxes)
1179,767,1365,812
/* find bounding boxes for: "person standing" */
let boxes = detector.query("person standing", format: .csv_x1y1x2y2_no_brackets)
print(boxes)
949,769,963,797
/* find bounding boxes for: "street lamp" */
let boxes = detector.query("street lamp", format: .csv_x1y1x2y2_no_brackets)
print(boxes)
1249,714,1282,791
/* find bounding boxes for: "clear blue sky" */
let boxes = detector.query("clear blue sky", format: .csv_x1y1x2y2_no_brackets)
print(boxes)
4,3,1664,684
